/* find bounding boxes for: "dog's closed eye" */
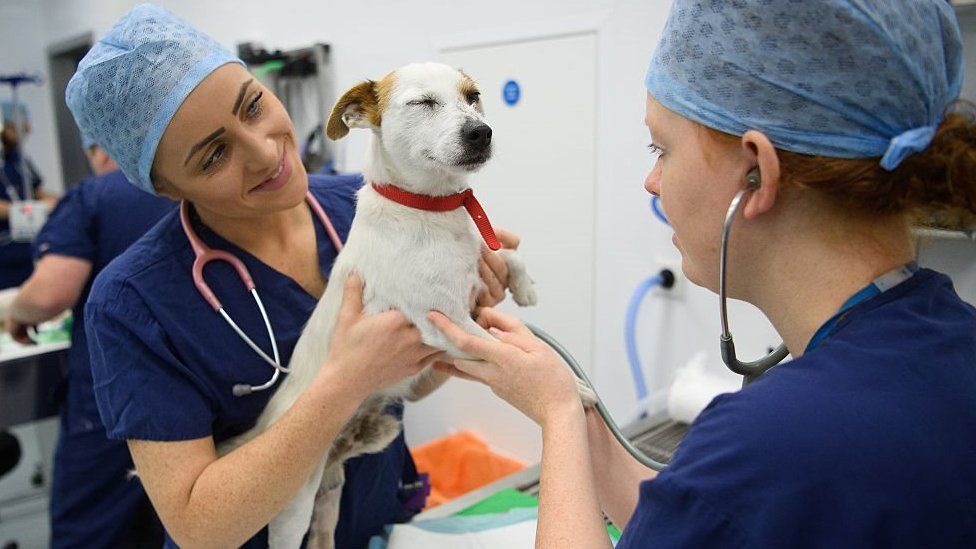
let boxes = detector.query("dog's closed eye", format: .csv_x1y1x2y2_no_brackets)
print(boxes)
407,97,439,108
465,91,481,105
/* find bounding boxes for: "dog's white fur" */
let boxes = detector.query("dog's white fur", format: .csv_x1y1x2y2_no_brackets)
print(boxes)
215,62,538,548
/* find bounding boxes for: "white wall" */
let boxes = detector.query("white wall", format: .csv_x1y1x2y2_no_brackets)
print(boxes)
958,6,976,101
8,0,975,462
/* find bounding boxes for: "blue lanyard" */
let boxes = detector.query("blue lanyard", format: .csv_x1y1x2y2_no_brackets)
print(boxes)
805,262,920,353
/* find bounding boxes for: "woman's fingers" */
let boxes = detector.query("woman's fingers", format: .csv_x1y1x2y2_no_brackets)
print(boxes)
495,227,521,250
452,359,500,384
427,311,512,364
486,327,539,353
482,248,509,287
432,361,483,383
337,274,365,329
478,257,506,305
482,245,509,277
476,307,533,338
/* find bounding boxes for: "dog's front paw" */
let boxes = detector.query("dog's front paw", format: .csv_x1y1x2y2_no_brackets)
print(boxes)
576,378,598,408
499,249,537,307
509,272,537,307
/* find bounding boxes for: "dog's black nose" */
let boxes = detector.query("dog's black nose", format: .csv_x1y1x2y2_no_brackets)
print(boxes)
462,122,492,150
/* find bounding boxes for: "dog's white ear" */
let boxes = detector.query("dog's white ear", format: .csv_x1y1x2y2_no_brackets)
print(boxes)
327,80,379,140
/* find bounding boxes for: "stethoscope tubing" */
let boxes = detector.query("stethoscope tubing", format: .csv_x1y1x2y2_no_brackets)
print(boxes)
180,190,343,396
718,188,789,382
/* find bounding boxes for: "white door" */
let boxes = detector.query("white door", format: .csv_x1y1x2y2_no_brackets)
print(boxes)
403,32,597,462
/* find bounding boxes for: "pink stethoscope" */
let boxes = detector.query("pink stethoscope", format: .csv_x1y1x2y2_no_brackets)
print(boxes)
179,192,344,397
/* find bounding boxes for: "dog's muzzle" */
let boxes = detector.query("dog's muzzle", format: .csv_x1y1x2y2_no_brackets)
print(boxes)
461,121,492,154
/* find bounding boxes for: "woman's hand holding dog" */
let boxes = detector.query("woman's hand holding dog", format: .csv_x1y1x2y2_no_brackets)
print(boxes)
428,307,582,428
325,274,445,401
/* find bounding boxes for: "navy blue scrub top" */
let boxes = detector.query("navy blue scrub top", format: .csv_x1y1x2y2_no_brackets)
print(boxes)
617,269,976,548
0,150,43,288
34,169,174,434
86,174,417,548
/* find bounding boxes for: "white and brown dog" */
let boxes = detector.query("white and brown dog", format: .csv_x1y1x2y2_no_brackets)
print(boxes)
216,62,538,548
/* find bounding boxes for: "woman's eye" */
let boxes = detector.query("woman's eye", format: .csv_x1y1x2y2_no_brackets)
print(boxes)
203,144,225,171
247,92,264,117
466,92,481,104
647,143,665,157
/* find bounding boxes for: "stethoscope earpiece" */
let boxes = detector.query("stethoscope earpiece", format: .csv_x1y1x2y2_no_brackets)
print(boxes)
745,167,761,189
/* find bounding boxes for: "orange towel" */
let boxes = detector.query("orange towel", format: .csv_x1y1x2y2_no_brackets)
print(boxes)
410,431,525,509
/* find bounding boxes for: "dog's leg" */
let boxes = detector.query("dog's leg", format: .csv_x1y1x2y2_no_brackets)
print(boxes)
307,464,345,549
267,460,327,549
405,366,451,401
307,398,403,548
497,249,537,307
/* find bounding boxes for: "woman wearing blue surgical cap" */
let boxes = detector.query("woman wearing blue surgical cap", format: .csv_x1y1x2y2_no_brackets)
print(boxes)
432,0,976,547
67,4,518,548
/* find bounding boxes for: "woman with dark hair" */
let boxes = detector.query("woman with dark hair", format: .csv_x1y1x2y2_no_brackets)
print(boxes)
66,4,518,547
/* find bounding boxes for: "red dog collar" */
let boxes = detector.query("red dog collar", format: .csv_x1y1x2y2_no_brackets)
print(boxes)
371,183,501,251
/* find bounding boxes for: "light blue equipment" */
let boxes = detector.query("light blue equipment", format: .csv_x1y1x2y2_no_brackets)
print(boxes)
645,0,963,170
649,196,669,226
65,3,244,195
622,196,672,416
624,270,674,417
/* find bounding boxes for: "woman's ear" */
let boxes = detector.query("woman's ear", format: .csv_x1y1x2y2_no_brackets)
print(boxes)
740,130,782,220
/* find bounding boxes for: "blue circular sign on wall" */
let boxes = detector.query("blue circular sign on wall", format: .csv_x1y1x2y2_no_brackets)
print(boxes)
503,80,521,106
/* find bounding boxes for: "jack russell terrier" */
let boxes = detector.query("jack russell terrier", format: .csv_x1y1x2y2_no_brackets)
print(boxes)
217,62,541,548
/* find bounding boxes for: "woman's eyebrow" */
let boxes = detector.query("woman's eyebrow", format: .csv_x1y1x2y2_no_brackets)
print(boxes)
232,78,254,115
184,127,226,166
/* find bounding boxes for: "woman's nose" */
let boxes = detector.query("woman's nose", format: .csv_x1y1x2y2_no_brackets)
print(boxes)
645,163,662,196
243,131,279,174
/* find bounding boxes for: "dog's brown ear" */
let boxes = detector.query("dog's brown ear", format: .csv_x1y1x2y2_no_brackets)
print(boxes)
327,80,380,140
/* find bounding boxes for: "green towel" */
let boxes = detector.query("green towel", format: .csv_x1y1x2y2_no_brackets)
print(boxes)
457,488,538,516
456,488,621,543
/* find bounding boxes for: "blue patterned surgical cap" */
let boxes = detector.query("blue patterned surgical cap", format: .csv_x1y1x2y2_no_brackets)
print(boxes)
80,131,96,149
646,0,964,171
65,3,243,194
0,100,29,125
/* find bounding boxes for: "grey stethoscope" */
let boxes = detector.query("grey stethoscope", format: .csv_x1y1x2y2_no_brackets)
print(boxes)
718,167,790,383
530,167,788,472
179,193,344,397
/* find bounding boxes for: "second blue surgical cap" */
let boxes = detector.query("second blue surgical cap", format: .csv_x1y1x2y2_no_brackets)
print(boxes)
645,0,964,170
65,3,243,194
0,100,29,126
